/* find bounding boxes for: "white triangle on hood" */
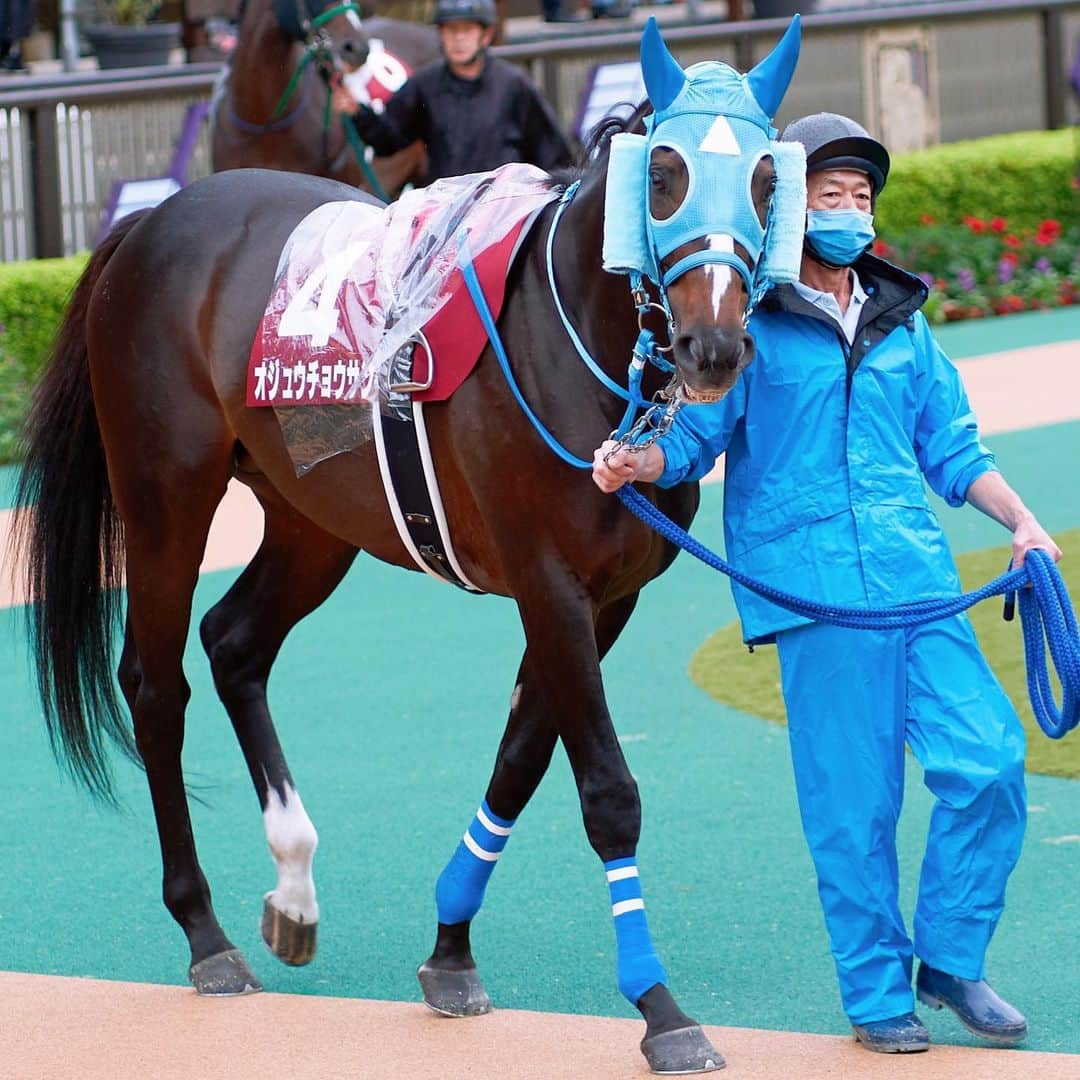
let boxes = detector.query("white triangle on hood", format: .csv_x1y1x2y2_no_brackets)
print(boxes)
698,115,740,155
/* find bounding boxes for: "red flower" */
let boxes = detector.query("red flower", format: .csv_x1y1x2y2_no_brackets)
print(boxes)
934,278,948,291
1003,234,1022,248
963,215,987,234
1035,219,1061,246
990,217,1007,233
920,214,936,226
872,240,891,256
992,295,1027,316
1000,251,1019,267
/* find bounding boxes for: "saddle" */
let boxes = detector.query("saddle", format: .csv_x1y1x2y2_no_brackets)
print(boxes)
247,165,560,590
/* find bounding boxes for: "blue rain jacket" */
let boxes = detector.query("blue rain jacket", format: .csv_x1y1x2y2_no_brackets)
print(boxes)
655,255,997,643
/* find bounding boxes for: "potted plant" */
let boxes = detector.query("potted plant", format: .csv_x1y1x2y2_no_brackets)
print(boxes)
85,0,181,69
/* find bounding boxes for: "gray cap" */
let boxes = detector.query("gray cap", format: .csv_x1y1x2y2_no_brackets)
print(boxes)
780,112,890,194
433,0,497,26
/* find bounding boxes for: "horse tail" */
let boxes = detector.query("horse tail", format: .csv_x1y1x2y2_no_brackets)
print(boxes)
10,211,150,802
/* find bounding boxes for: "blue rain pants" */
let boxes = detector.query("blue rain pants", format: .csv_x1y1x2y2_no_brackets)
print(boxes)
775,614,1026,1025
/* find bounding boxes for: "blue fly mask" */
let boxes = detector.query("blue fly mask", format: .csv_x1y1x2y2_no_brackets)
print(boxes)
603,17,806,303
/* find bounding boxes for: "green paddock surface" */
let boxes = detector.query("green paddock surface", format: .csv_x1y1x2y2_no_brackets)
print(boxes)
1,310,1078,1059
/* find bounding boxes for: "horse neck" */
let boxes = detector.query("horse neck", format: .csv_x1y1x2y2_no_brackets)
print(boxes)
229,0,303,124
551,169,658,396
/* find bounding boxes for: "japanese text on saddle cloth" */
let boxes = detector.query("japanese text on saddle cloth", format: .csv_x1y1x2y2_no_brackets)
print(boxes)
248,164,560,474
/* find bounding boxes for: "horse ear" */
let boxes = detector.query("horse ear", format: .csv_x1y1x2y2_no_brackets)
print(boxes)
746,13,802,120
640,16,686,114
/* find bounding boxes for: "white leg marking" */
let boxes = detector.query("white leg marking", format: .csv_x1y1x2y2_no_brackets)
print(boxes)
263,782,320,924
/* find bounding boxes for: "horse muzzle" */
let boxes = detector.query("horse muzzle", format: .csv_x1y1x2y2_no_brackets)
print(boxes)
336,35,369,70
672,325,753,403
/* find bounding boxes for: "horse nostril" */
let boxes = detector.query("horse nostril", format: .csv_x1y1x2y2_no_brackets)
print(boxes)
722,335,751,372
687,336,706,371
343,41,368,65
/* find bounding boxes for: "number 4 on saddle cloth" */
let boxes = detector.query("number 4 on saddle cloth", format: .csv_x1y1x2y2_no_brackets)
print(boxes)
246,164,562,588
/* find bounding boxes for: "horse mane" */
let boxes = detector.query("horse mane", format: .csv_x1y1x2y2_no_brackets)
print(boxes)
548,100,651,191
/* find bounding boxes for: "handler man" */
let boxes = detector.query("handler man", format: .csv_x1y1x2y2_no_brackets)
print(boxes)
592,113,1062,1053
331,0,572,184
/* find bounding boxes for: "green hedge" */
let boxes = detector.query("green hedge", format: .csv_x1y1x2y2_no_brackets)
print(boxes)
876,128,1078,237
0,255,87,463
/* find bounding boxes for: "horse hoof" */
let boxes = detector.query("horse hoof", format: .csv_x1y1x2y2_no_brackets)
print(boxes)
417,962,492,1017
642,1025,725,1074
189,948,263,997
261,898,318,966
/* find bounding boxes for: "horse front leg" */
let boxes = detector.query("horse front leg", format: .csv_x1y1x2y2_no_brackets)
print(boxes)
418,650,557,1017
419,594,639,1014
516,578,723,1075
422,581,721,1072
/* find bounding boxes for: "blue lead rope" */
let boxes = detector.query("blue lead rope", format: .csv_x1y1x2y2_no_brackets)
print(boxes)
616,486,1079,739
457,229,1080,740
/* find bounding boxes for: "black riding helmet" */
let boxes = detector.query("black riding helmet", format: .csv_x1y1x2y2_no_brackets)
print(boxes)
779,113,890,197
433,0,497,25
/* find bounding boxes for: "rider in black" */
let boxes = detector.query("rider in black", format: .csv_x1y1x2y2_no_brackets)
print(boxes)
332,0,573,184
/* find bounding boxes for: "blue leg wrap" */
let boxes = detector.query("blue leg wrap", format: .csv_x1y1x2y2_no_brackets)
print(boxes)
605,856,668,1004
435,800,516,925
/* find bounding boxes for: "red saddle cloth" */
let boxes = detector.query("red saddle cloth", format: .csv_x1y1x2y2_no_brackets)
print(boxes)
246,165,559,409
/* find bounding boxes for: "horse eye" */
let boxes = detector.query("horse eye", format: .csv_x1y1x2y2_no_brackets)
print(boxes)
649,168,666,191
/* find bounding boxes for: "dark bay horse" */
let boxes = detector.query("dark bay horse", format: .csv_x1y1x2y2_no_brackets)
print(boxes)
15,20,799,1074
211,0,440,197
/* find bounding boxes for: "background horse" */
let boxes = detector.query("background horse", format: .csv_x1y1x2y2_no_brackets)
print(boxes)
211,0,440,197
15,21,797,1075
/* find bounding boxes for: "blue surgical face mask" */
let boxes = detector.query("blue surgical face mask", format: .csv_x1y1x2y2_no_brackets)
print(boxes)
805,208,875,267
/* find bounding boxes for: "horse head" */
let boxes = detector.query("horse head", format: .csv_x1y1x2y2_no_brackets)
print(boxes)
272,0,370,73
604,16,802,404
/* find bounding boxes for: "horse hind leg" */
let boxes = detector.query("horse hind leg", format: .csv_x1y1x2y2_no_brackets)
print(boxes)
199,492,358,968
114,452,264,996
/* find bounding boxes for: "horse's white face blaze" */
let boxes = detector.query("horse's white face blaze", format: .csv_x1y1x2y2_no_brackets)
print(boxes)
263,782,320,924
702,235,736,321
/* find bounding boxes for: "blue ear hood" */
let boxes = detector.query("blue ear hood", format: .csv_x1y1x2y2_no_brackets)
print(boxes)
640,16,686,114
604,16,804,294
747,14,802,119
642,14,802,130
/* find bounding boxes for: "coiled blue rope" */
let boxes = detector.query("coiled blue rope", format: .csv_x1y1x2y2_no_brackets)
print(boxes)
458,226,1079,740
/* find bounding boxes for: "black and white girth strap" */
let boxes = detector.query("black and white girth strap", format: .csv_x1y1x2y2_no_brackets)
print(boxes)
372,400,484,593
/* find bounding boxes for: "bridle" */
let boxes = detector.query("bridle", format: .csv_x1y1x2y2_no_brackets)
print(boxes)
224,0,363,135
231,0,389,197
268,0,367,119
